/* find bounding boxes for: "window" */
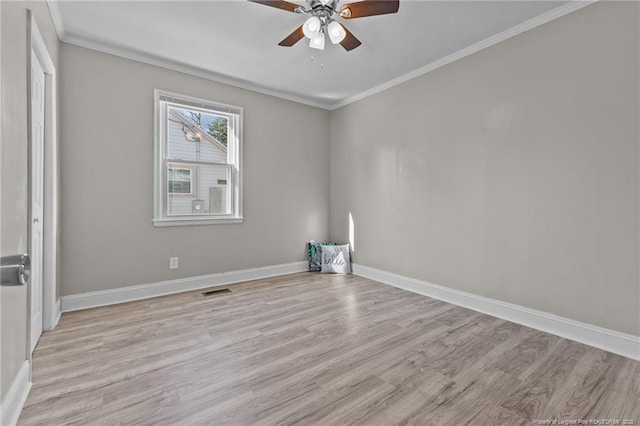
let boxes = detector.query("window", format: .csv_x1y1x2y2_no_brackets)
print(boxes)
153,90,243,226
167,166,192,195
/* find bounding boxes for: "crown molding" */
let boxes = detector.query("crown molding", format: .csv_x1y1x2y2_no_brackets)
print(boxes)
329,0,598,110
60,32,333,110
46,0,65,40
46,0,596,111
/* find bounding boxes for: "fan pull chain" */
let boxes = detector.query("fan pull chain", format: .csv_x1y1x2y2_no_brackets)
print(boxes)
309,54,324,69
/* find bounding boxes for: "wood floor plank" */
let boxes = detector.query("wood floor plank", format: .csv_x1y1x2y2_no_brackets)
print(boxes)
468,405,530,426
491,329,559,379
17,272,639,426
499,338,590,421
436,369,524,425
555,351,634,421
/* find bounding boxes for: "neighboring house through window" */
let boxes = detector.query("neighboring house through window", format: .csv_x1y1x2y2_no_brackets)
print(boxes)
153,90,243,226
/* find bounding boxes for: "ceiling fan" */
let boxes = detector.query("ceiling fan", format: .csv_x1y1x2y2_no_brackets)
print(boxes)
248,0,400,51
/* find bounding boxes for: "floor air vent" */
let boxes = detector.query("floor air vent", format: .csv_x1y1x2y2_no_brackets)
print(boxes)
202,288,231,296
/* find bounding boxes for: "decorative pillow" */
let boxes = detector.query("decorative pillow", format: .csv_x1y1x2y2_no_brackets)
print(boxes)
320,244,351,274
308,241,335,272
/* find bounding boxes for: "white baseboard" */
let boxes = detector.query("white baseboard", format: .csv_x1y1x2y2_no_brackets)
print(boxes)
53,298,62,327
61,261,308,312
0,361,31,426
353,264,640,361
43,297,61,331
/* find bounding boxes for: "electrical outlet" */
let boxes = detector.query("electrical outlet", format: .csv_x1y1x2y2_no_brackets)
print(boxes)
169,257,179,270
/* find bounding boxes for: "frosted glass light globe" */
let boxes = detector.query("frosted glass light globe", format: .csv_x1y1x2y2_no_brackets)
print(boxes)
302,16,321,39
327,21,346,44
309,33,325,50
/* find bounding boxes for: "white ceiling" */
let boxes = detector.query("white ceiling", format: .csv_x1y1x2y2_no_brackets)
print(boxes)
50,0,577,109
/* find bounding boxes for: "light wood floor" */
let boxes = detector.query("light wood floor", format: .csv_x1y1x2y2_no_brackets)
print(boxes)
19,273,639,425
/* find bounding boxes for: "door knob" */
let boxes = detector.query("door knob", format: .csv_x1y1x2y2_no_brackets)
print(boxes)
33,217,39,223
1,254,31,286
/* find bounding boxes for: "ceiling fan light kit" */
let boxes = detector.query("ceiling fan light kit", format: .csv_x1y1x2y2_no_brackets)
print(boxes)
303,17,344,49
249,0,399,52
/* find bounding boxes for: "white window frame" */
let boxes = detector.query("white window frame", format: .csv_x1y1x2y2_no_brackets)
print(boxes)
153,89,243,226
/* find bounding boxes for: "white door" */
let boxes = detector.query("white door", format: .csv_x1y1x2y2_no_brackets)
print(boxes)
30,51,45,353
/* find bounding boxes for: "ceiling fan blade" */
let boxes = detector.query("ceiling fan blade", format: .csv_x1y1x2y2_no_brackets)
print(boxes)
278,25,305,46
340,27,362,51
248,0,301,13
339,0,399,19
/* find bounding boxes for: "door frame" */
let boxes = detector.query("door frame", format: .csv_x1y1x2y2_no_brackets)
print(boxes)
27,10,58,353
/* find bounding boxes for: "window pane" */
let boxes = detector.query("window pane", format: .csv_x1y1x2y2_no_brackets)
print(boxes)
167,163,231,216
167,106,229,163
168,181,191,194
168,168,191,182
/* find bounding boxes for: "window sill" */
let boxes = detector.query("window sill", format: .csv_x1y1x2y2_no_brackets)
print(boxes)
152,217,244,227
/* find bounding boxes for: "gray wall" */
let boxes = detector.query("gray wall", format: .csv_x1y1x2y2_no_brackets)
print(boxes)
1,1,59,400
330,1,640,336
60,44,330,296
